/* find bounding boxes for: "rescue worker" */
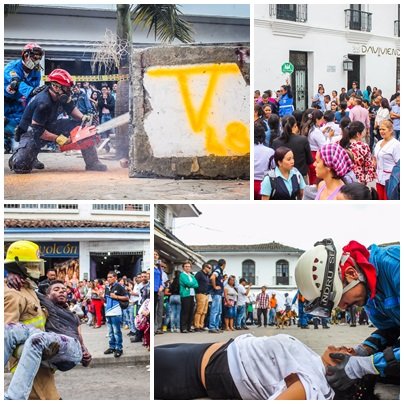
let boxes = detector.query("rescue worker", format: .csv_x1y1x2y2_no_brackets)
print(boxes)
9,68,107,174
4,240,61,400
295,238,399,391
292,290,309,329
4,43,46,169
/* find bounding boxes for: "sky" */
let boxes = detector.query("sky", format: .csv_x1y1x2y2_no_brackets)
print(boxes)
172,203,400,251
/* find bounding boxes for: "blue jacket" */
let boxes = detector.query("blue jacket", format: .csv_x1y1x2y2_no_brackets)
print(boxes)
278,93,294,117
4,59,41,123
363,244,400,375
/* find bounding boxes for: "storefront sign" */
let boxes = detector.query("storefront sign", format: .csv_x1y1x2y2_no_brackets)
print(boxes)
281,62,295,74
353,45,400,57
39,242,79,258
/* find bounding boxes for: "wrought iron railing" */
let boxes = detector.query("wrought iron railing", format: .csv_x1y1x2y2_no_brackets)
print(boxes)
394,20,400,37
345,9,372,32
269,4,307,23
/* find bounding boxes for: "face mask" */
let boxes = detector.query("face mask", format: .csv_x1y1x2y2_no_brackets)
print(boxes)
22,57,36,70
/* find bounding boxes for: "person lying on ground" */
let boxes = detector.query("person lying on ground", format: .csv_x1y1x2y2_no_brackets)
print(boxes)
154,333,379,400
4,280,92,400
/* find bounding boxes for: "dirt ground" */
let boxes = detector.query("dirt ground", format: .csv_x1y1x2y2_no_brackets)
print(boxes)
4,151,250,200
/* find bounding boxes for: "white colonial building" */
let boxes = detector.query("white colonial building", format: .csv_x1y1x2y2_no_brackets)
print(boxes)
190,242,304,292
255,4,400,110
4,202,150,281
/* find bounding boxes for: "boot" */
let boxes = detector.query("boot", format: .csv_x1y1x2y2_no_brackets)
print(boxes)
33,158,45,170
81,146,107,171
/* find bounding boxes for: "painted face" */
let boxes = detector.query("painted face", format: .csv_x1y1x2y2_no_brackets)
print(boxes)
278,151,295,172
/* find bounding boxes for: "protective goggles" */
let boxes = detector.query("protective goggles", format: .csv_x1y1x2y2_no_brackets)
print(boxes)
24,261,45,279
303,238,338,318
51,82,72,95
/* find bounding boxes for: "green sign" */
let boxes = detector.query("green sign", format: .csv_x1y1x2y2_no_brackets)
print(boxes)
281,62,295,74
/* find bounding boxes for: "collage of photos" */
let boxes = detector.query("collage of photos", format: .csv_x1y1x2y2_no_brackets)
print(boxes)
2,2,401,402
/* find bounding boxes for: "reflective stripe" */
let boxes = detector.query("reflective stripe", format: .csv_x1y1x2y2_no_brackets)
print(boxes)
21,315,46,330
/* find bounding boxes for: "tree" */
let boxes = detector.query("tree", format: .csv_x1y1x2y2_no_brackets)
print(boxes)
114,5,194,160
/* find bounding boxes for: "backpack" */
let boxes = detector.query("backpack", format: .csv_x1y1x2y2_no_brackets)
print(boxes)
266,169,300,200
386,160,400,200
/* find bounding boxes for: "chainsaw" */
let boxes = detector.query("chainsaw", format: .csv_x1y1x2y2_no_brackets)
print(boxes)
60,112,129,152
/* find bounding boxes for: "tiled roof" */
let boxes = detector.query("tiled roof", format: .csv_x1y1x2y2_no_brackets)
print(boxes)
190,242,304,253
4,219,149,229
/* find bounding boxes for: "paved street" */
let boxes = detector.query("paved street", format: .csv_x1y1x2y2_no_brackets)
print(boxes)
155,323,399,399
4,323,150,399
4,152,249,200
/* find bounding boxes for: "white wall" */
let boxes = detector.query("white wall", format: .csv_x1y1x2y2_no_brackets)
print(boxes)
255,4,400,99
143,63,249,157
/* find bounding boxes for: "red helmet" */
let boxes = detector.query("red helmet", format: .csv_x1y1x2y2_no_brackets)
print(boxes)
48,69,74,87
22,42,44,57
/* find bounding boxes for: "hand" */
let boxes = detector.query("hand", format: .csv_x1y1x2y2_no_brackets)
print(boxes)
110,292,117,299
6,273,24,291
81,350,92,367
55,134,70,146
81,114,92,124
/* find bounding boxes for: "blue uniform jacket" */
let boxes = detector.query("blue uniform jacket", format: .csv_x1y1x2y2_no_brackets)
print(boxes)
4,59,41,123
278,94,294,117
363,244,400,375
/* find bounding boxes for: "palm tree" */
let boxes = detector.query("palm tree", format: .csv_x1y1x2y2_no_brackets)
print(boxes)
114,4,193,160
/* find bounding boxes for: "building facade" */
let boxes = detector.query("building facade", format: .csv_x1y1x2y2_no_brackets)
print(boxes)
4,202,150,281
255,4,400,110
190,242,304,291
5,5,250,77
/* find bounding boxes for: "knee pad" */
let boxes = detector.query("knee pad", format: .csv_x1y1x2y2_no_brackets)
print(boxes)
10,132,41,173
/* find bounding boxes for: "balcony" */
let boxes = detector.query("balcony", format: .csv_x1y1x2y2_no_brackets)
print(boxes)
273,275,292,286
345,9,372,32
394,20,400,37
269,4,307,23
244,275,259,286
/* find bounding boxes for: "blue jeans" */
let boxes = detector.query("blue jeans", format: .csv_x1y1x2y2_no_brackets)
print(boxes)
123,307,131,327
268,308,276,325
4,323,82,400
169,295,181,330
235,305,246,328
106,315,123,351
298,302,308,327
209,294,222,330
129,304,136,333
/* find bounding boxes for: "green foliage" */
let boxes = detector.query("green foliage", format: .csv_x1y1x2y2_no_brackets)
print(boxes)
131,4,194,44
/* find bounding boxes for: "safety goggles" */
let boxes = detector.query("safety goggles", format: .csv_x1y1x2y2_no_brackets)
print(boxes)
303,238,338,318
51,82,72,95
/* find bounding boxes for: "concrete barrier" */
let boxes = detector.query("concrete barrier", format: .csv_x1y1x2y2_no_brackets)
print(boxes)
129,44,250,179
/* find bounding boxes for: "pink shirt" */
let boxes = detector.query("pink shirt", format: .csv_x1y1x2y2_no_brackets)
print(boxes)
349,105,370,129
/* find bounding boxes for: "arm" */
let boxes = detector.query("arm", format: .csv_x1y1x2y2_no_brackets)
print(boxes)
260,176,272,200
210,272,220,290
77,325,92,367
274,376,306,400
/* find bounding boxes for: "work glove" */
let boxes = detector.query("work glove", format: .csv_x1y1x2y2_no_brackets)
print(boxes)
326,353,378,391
81,114,92,124
31,84,47,97
353,343,373,356
55,134,70,146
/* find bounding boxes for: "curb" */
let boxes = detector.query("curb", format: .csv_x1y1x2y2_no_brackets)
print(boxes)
90,354,150,367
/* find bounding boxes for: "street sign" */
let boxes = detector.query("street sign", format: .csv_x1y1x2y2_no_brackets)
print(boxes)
281,62,295,74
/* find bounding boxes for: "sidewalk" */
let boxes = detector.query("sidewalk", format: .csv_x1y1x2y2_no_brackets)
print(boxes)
80,323,149,367
4,151,249,200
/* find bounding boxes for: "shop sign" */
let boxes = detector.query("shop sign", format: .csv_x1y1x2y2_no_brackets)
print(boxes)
353,44,400,57
281,62,295,74
40,242,79,258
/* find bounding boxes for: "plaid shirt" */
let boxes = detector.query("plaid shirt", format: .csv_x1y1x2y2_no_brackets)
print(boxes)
256,292,269,309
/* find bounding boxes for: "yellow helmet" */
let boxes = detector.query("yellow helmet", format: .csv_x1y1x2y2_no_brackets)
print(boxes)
5,240,45,279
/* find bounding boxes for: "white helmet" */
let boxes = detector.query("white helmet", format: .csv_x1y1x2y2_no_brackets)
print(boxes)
295,239,344,317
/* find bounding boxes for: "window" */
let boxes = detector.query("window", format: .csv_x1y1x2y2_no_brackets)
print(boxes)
345,6,372,32
155,205,167,227
92,204,149,212
242,259,256,285
276,260,289,285
269,4,307,23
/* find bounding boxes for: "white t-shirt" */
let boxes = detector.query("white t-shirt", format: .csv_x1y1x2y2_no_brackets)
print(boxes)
227,333,334,400
254,144,275,180
374,138,400,185
308,127,327,151
236,284,247,306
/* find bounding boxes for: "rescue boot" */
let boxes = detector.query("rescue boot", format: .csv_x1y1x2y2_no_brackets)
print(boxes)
81,146,107,171
33,158,45,170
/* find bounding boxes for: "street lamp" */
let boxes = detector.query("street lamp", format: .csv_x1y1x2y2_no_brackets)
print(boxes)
343,55,354,71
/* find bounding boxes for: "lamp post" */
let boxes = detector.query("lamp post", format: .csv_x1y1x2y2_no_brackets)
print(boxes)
343,55,354,71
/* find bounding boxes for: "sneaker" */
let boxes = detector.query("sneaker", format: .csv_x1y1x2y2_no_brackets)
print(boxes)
301,325,309,329
242,326,249,330
180,330,188,333
104,348,115,354
114,350,123,358
208,329,219,334
127,331,136,336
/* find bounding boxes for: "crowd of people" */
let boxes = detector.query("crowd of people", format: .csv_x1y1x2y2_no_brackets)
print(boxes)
4,42,118,173
254,81,400,200
4,240,150,399
155,239,399,400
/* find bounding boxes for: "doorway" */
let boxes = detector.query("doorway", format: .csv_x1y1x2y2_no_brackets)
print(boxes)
347,54,361,90
290,51,308,111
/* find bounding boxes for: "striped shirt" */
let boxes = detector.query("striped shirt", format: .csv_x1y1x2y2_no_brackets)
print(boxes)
256,292,269,309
